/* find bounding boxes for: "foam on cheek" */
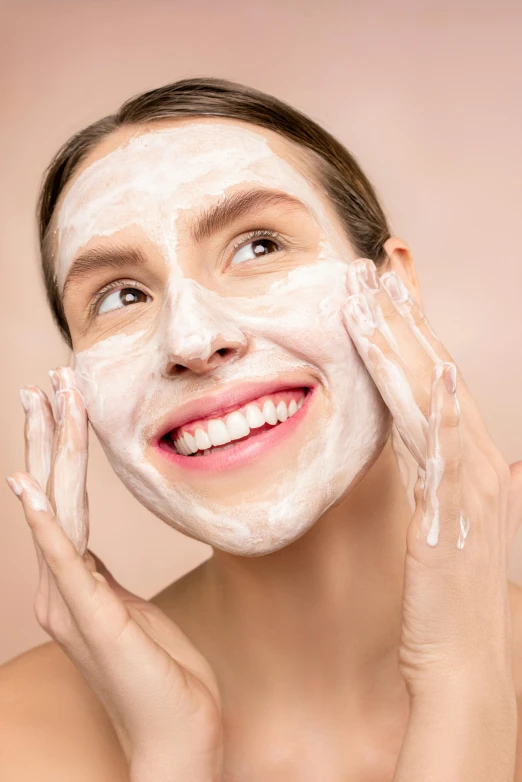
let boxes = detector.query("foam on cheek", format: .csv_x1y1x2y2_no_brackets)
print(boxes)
65,124,389,555
74,257,389,554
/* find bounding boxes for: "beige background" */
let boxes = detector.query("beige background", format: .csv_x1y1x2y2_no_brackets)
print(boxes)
1,0,521,665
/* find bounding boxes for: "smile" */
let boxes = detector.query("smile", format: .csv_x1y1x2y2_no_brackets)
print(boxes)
156,385,314,472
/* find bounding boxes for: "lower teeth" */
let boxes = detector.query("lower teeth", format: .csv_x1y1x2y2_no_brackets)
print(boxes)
200,442,236,456
186,441,239,457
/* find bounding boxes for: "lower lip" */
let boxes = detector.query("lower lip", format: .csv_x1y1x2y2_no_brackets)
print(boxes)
154,387,315,473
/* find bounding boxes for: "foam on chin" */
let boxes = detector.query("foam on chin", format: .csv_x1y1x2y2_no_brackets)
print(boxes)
59,123,390,555
74,260,388,554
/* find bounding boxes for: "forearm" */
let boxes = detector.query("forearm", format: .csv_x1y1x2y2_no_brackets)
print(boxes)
393,680,517,782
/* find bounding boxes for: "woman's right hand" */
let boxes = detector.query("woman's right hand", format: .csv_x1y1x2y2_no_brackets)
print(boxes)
6,367,223,782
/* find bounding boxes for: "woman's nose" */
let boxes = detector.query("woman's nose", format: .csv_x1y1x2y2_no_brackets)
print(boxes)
160,286,248,377
163,335,247,376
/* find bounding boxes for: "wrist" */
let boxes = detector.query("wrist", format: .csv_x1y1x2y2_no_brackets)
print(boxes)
394,682,517,782
408,666,516,710
130,744,223,782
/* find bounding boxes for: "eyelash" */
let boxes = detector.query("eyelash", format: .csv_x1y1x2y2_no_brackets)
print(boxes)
231,228,283,253
89,279,145,318
90,229,287,317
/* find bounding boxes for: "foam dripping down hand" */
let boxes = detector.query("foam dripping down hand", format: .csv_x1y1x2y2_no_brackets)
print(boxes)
342,256,522,698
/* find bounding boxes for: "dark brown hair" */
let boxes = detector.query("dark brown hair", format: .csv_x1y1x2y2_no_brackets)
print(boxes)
37,77,391,345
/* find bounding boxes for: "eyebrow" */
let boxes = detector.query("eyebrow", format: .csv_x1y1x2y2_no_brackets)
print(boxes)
62,245,147,296
189,188,310,242
62,188,311,294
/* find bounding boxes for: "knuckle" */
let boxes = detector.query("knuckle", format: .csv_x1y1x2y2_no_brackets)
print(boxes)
412,308,429,331
33,597,48,629
371,328,394,359
46,611,73,643
380,303,406,335
112,611,135,647
382,299,403,322
480,469,501,502
442,405,460,428
442,452,461,482
413,482,424,504
495,460,511,491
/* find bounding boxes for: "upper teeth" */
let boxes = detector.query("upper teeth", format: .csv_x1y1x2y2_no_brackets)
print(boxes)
172,395,304,455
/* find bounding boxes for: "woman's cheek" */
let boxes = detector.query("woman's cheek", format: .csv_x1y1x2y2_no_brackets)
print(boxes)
67,258,391,556
73,330,157,456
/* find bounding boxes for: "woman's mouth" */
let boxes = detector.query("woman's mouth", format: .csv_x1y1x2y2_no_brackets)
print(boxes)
156,386,313,471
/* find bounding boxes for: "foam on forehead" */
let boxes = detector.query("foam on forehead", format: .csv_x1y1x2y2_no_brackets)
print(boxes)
56,122,344,291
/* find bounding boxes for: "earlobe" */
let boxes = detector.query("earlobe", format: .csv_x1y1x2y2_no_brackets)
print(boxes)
381,236,423,307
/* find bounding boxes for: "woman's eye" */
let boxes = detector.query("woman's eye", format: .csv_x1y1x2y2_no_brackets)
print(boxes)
230,238,280,266
98,287,151,315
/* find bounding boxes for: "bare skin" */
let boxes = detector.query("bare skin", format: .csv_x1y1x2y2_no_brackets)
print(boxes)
2,435,522,780
2,535,522,780
2,120,521,780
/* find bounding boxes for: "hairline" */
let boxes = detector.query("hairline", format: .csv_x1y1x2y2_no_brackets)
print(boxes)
42,118,340,293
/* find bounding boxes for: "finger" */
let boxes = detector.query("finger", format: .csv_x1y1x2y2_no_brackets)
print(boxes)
506,461,522,549
21,386,55,491
20,386,55,570
352,261,494,452
29,526,73,635
48,370,89,556
407,467,427,550
346,259,497,467
6,472,182,707
420,362,463,549
413,468,426,510
6,472,131,636
343,291,429,466
348,260,441,381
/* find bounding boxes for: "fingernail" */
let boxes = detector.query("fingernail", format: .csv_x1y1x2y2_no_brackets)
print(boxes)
345,293,377,333
6,476,23,497
48,369,60,393
381,272,409,303
353,258,380,291
443,363,457,394
19,387,32,413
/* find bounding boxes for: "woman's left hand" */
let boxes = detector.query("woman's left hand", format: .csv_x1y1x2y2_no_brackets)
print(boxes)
342,257,522,697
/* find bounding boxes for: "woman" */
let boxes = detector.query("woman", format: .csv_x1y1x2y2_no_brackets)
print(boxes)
2,77,522,781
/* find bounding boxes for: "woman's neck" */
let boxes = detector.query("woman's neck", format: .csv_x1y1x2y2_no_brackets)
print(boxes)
209,437,409,685
161,439,406,716
154,436,413,768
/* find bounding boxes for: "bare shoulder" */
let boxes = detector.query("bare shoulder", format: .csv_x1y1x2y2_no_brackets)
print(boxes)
0,640,128,781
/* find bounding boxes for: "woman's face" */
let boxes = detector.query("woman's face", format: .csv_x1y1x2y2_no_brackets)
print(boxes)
55,118,390,555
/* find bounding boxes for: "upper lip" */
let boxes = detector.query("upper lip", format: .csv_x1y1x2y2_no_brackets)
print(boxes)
153,373,315,442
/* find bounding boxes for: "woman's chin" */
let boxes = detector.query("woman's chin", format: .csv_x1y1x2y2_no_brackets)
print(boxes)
96,380,389,556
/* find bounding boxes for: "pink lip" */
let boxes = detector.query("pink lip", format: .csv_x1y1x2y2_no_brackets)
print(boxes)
154,374,316,442
153,386,315,473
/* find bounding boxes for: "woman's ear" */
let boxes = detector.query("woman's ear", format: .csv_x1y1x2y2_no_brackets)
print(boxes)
380,236,424,308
